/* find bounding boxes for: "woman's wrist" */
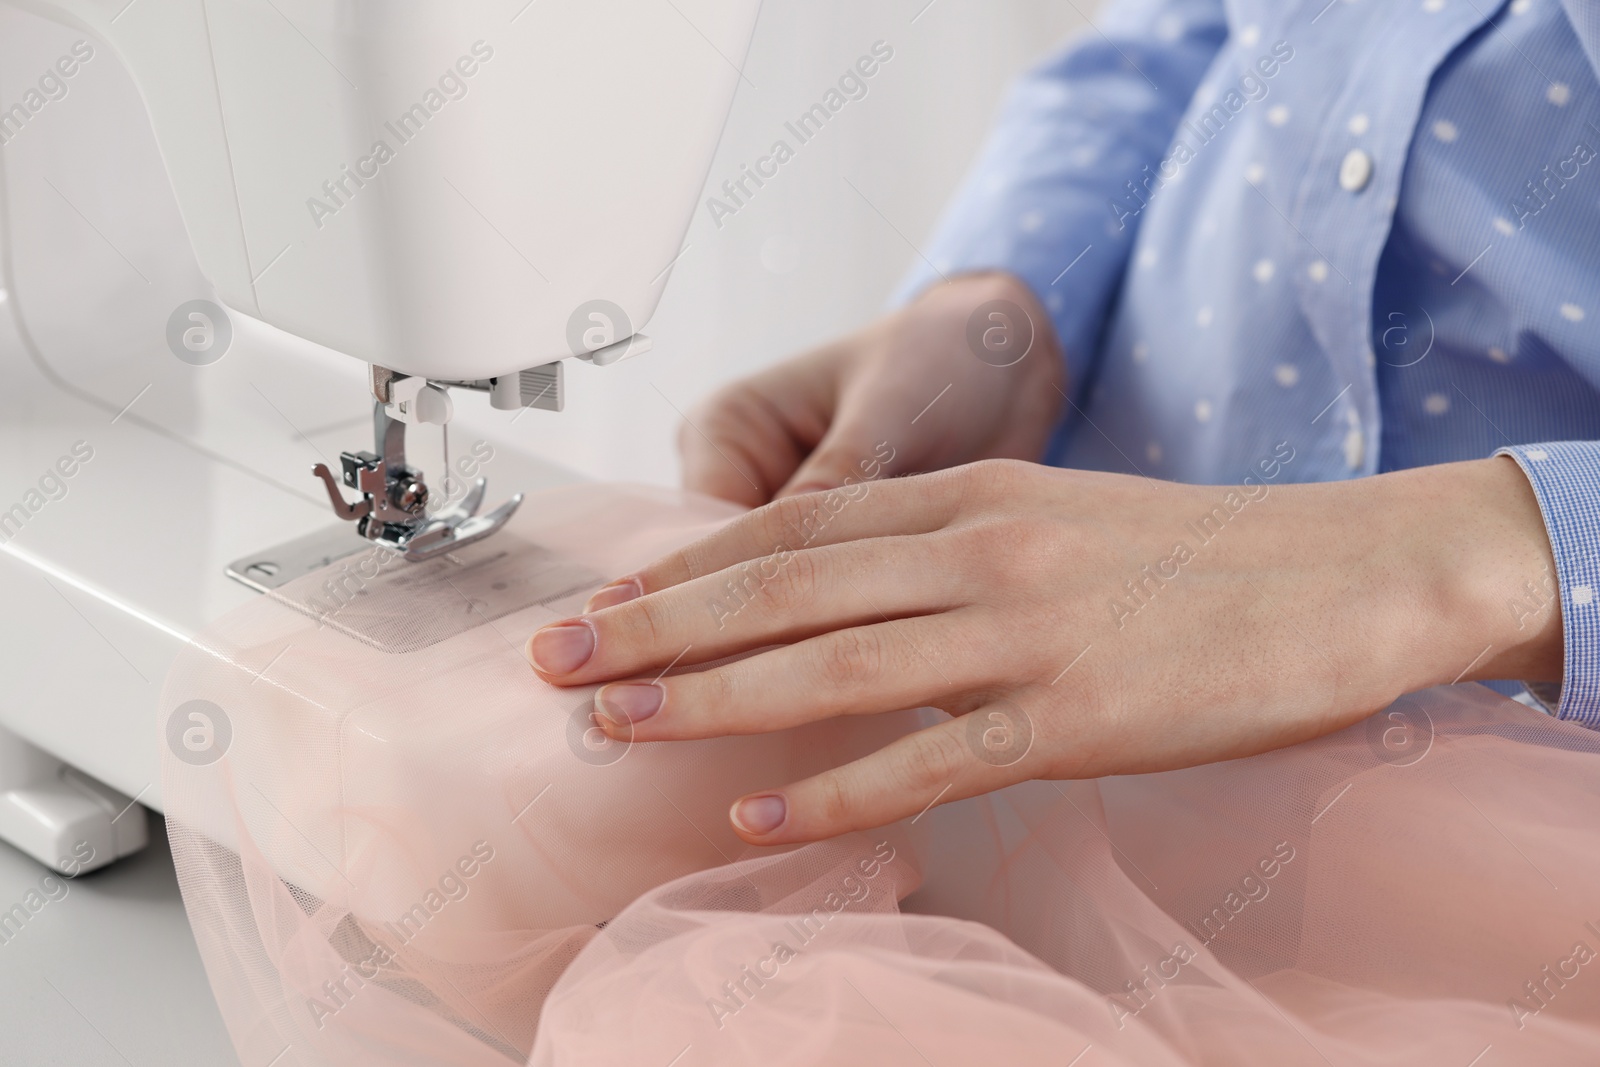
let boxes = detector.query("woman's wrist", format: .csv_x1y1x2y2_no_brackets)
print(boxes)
907,271,1065,390
1375,457,1563,693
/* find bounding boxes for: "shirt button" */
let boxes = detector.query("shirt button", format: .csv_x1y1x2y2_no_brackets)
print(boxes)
1339,149,1373,192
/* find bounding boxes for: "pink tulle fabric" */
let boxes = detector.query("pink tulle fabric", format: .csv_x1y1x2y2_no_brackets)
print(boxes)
161,485,1600,1066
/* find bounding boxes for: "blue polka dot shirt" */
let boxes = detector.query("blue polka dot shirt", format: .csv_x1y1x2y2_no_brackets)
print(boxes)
895,0,1600,722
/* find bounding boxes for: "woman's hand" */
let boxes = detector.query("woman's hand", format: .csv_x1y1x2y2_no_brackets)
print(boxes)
528,457,1562,845
678,272,1064,506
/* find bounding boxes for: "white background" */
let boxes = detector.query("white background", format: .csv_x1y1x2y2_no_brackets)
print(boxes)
503,0,1091,486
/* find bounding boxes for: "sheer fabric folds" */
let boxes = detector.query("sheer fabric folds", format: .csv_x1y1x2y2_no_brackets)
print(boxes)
161,486,1600,1066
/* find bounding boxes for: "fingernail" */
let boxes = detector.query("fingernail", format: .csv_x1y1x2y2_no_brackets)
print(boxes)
585,579,641,613
595,683,663,725
529,621,595,674
730,793,787,836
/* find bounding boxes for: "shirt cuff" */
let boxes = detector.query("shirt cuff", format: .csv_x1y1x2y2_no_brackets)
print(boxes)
1495,442,1600,725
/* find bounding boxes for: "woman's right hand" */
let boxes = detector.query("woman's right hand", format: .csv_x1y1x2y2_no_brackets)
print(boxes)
679,272,1067,506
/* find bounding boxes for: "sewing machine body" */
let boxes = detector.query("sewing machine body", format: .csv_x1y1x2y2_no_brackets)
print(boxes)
0,0,759,872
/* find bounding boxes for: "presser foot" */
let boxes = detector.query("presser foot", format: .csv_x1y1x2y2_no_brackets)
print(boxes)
310,461,524,562
390,485,525,561
310,389,522,563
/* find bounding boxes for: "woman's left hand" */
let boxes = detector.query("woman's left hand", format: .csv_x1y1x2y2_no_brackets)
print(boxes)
527,457,1562,845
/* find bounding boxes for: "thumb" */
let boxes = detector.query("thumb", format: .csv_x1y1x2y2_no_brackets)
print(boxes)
679,416,790,509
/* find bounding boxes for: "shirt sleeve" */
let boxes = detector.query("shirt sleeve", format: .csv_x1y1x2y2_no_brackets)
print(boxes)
1495,442,1600,725
890,0,1228,397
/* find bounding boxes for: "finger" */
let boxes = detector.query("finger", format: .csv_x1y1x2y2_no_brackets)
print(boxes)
677,393,800,509
725,710,1035,845
592,612,990,740
679,352,844,508
773,357,925,499
585,468,961,611
532,535,968,684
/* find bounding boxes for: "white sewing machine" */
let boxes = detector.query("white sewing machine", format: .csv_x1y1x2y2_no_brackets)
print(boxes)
0,0,758,874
